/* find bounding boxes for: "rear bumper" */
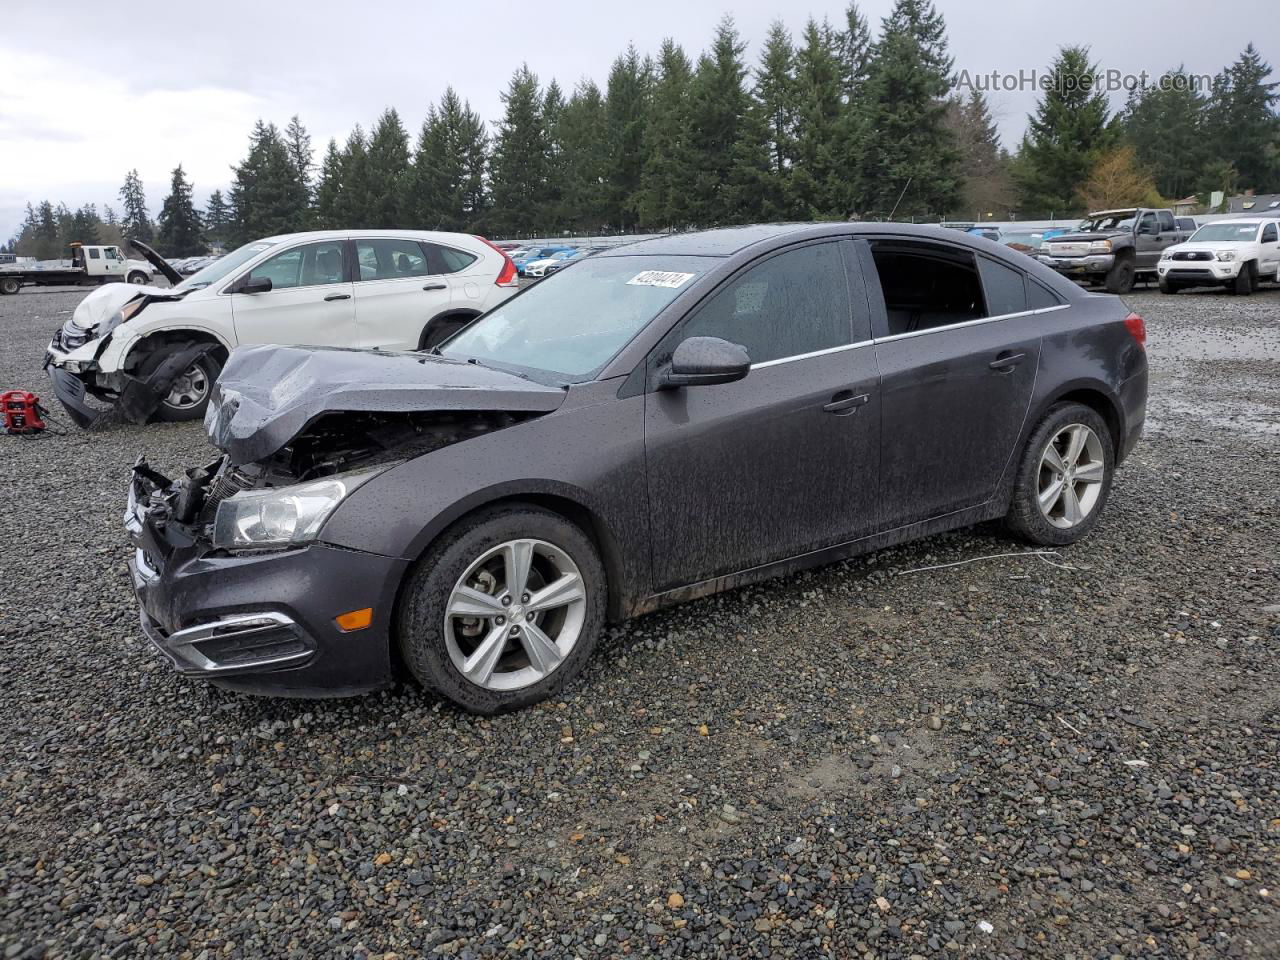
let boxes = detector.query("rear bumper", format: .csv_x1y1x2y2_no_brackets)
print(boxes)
1117,366,1148,464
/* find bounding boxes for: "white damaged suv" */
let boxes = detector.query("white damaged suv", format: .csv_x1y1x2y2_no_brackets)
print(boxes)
43,230,519,426
1157,218,1280,295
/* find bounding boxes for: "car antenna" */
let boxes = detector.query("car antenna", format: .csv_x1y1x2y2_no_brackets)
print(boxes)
888,178,913,221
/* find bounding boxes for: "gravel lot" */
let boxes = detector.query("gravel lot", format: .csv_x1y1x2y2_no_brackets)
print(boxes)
1,283,1277,959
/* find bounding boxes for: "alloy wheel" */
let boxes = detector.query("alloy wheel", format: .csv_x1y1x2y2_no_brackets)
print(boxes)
444,538,587,691
162,362,210,410
1036,423,1105,529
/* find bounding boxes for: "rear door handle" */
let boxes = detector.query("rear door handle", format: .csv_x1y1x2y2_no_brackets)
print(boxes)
989,352,1026,372
422,282,448,291
823,392,870,414
323,292,351,302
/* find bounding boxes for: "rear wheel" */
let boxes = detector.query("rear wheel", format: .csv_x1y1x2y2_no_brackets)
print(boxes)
419,315,473,351
0,277,19,295
397,506,606,714
1232,262,1255,296
1005,402,1114,546
127,271,149,285
1103,258,1135,294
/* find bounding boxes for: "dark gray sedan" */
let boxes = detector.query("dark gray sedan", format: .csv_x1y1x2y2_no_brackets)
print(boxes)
126,223,1148,713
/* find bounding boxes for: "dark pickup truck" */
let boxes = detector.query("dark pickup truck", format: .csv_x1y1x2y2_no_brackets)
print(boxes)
1037,207,1188,293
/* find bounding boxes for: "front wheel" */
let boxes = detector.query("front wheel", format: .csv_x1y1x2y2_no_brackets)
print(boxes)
151,353,221,422
397,506,606,714
1158,276,1178,294
1103,258,1135,294
1005,402,1114,546
1232,263,1255,296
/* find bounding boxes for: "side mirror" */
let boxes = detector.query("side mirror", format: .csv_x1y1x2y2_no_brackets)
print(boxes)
659,336,751,389
238,276,272,294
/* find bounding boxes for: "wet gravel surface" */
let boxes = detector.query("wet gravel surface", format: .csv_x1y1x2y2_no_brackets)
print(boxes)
1,285,1277,958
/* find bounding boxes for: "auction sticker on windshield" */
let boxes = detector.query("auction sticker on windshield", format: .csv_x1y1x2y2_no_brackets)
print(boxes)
627,271,695,288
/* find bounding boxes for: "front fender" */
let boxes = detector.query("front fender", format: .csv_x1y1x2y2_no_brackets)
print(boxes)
100,320,234,372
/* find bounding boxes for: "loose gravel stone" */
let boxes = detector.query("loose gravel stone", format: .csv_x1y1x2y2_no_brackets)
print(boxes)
1,286,1278,957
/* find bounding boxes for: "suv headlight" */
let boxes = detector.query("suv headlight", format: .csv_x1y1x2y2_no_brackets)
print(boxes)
1088,239,1113,254
101,299,146,337
1215,250,1236,262
1039,243,1051,254
212,467,383,550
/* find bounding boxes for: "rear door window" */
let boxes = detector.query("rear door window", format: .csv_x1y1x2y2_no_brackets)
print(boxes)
356,239,431,280
678,242,853,364
867,240,987,338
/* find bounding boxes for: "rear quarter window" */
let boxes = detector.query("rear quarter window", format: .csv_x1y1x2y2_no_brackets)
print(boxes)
1027,279,1064,310
977,257,1027,316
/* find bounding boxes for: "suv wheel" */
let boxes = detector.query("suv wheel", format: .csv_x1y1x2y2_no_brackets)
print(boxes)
1005,402,1114,546
1157,276,1178,294
150,353,221,422
1104,258,1135,294
1232,262,1255,296
397,506,606,714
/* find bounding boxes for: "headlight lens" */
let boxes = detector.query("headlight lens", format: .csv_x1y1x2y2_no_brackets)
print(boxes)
1088,239,1112,254
212,467,383,550
1215,250,1236,262
1039,243,1051,254
101,299,146,337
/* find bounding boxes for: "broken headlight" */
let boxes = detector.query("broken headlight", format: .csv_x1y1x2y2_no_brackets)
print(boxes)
211,467,383,550
100,299,147,338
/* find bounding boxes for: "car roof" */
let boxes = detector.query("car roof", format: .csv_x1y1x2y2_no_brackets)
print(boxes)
254,229,482,244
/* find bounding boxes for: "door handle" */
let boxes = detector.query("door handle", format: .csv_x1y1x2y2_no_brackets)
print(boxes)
422,282,447,291
323,292,351,302
989,352,1025,372
823,392,870,414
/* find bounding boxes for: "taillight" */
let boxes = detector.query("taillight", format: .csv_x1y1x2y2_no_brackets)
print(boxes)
1123,311,1146,348
475,235,519,288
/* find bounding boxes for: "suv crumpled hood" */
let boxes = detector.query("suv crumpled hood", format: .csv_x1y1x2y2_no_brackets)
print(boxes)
206,344,567,465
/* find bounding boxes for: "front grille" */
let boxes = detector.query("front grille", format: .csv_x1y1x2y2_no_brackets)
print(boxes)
1171,250,1213,262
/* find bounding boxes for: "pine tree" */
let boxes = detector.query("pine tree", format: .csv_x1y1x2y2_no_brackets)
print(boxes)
365,108,411,228
542,80,569,230
204,189,231,247
639,41,696,228
118,169,153,244
791,18,846,218
70,204,101,245
839,1,873,101
283,115,315,203
1207,45,1280,191
490,65,548,235
852,2,961,218
54,204,77,255
946,90,1014,218
157,164,206,256
408,89,491,231
1013,46,1118,215
228,120,310,243
334,126,372,227
35,201,60,259
755,22,798,188
313,138,345,228
1121,69,1209,201
559,81,611,231
605,46,651,230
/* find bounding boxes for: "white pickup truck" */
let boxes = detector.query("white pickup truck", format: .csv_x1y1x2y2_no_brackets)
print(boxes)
0,243,156,295
1157,218,1280,295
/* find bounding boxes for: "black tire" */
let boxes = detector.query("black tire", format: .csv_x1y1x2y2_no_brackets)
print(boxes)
148,352,221,422
1232,262,1255,296
1004,402,1114,547
0,277,19,295
127,271,149,285
1103,257,1135,294
419,315,473,351
397,505,607,714
1157,276,1178,295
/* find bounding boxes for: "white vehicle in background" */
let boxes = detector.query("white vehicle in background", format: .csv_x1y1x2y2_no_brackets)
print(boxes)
1157,218,1280,295
42,230,518,426
0,243,155,294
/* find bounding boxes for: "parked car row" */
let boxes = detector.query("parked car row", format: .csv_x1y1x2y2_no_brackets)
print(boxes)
496,244,604,279
165,254,223,276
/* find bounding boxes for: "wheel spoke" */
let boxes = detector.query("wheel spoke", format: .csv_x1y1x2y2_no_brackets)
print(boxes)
1042,444,1066,473
519,621,563,676
1073,460,1105,484
448,585,506,619
1063,425,1087,467
526,573,584,613
1061,483,1083,525
504,541,534,600
1038,477,1064,512
461,623,510,686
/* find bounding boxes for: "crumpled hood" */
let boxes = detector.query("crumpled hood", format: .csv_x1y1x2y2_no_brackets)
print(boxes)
70,282,169,330
206,344,567,465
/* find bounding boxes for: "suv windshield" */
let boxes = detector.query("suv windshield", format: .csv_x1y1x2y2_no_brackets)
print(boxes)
1189,222,1261,243
175,240,278,291
1079,213,1136,232
442,255,708,381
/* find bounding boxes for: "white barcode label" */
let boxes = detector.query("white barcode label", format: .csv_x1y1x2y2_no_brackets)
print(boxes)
627,270,695,288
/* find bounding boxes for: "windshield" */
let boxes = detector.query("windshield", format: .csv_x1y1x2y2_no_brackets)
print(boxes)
442,255,708,381
1002,232,1044,245
1189,222,1261,243
174,240,278,291
1079,213,1136,232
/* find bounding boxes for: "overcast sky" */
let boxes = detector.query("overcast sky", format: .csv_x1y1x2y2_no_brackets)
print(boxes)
1,0,1272,241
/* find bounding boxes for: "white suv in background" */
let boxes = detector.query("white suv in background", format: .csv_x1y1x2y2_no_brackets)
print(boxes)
1158,218,1280,295
43,230,519,426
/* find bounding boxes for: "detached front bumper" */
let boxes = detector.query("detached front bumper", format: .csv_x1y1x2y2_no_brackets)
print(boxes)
125,473,409,697
1037,254,1115,276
